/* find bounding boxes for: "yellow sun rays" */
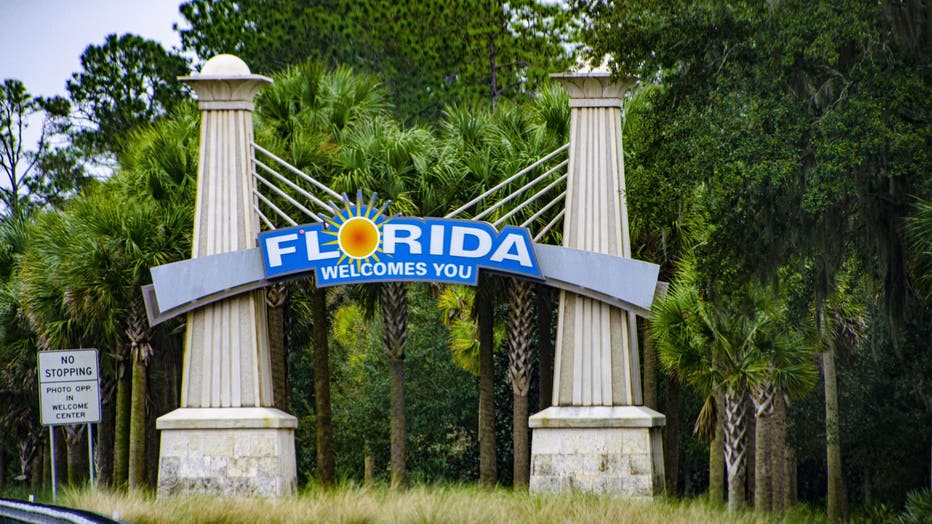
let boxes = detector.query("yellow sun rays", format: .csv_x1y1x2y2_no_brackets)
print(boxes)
322,191,393,268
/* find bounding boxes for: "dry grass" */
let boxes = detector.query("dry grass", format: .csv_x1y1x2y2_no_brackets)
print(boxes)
60,484,821,524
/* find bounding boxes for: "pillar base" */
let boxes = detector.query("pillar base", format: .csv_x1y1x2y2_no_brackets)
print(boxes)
529,406,665,497
156,407,297,497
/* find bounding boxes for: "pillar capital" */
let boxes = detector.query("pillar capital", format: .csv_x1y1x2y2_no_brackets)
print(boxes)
551,71,635,109
180,54,271,111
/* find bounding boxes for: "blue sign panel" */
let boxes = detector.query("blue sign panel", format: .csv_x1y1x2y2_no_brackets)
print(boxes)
258,207,542,287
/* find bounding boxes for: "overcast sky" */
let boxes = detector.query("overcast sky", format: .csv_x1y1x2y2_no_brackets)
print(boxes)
0,0,186,97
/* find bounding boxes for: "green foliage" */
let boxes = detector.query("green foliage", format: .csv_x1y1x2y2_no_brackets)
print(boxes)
119,104,200,207
906,199,932,301
901,489,932,524
289,284,479,483
178,0,576,123
67,33,190,158
0,79,88,214
582,0,932,319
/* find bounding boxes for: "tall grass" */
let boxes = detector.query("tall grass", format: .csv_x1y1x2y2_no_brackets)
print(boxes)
53,484,827,524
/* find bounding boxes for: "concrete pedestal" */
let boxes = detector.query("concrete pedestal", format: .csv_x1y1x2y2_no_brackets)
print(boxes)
156,408,297,497
529,406,665,497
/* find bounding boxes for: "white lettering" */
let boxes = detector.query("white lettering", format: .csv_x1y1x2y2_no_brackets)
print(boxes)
383,224,422,254
429,224,445,255
306,231,339,261
490,233,533,267
265,234,298,267
459,265,473,279
387,262,405,275
449,226,492,258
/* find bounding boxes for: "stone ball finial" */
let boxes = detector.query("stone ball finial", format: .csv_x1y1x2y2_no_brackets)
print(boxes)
179,54,271,109
200,54,252,76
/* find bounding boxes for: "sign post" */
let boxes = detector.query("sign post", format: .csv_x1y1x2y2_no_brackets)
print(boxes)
37,349,101,500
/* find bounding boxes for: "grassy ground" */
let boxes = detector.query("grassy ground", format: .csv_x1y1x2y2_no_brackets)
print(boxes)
43,484,827,524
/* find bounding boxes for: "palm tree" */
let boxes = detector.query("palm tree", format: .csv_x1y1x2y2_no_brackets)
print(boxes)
432,103,503,484
265,283,289,412
17,208,100,487
0,211,47,487
254,61,389,485
653,253,815,513
434,89,568,488
60,182,190,488
742,287,817,512
332,112,436,489
506,277,534,488
437,285,482,375
906,199,932,302
18,109,196,490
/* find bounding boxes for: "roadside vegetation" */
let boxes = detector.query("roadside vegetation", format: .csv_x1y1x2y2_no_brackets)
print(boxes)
59,485,825,524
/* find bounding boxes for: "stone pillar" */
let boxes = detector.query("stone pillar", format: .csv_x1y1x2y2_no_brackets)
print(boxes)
529,71,665,497
156,55,297,497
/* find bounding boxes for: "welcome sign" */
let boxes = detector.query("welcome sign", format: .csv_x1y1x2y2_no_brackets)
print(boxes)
258,200,542,287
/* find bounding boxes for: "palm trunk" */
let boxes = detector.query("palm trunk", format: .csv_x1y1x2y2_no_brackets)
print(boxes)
477,275,496,487
663,375,681,495
724,389,748,512
113,357,130,487
709,389,726,504
266,283,289,412
507,278,533,489
814,300,845,520
53,427,67,490
388,356,406,489
512,392,529,488
364,442,375,487
785,446,798,508
823,345,845,521
754,411,772,511
128,344,148,489
310,281,335,486
65,425,87,486
40,440,48,490
752,382,775,511
381,281,408,489
97,385,113,487
772,392,787,514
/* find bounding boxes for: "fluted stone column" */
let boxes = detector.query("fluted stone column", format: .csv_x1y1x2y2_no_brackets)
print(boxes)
529,71,665,497
156,55,297,497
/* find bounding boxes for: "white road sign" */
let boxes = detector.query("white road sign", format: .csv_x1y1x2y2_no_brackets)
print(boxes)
38,349,101,425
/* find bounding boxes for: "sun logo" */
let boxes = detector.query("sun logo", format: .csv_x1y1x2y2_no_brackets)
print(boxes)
322,191,393,267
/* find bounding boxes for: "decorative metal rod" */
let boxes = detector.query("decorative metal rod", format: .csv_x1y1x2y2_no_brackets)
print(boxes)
493,172,568,228
534,209,565,242
475,158,569,222
445,143,569,218
252,141,342,199
254,189,299,227
254,158,333,212
254,205,276,230
520,190,567,229
254,171,322,222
